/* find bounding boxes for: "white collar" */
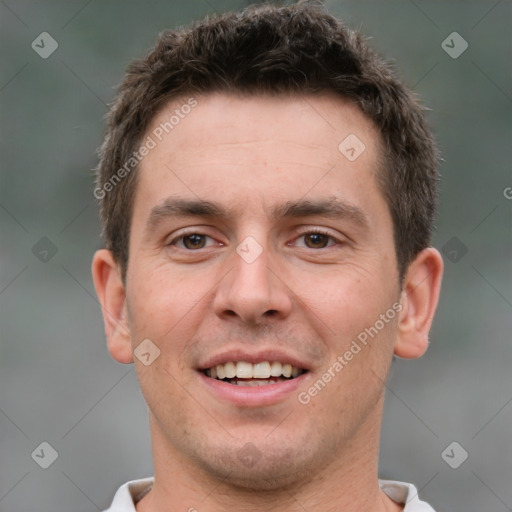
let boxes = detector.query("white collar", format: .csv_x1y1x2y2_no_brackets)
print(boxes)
104,477,435,511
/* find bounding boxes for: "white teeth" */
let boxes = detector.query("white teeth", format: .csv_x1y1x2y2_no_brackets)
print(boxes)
224,361,236,379
252,362,271,378
235,378,283,387
236,361,253,378
270,361,282,377
206,361,303,380
237,379,263,387
216,364,226,380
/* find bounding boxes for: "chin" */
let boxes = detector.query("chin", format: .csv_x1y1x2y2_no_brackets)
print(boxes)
196,440,318,492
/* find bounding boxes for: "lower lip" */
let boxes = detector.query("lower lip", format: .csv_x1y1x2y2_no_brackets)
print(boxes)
198,371,309,407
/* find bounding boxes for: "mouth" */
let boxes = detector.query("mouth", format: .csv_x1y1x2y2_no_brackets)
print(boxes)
202,361,307,387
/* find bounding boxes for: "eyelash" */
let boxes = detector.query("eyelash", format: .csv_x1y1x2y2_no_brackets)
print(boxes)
292,229,340,249
168,229,342,250
168,231,220,250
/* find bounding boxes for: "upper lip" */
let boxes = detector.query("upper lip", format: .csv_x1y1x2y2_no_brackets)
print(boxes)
197,348,311,372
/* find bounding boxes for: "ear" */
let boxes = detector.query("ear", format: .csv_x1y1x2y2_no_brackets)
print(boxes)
394,247,443,359
91,249,133,364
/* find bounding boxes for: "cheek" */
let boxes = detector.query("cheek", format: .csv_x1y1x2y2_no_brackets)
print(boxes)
298,268,392,344
126,267,210,353
136,363,198,447
299,268,399,404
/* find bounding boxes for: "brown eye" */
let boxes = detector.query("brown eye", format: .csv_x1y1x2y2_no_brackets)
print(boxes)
304,233,331,249
182,234,207,249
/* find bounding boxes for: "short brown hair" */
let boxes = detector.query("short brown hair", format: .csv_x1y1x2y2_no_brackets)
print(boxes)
95,1,439,283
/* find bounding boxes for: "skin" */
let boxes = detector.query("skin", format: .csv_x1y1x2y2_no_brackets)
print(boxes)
92,92,443,512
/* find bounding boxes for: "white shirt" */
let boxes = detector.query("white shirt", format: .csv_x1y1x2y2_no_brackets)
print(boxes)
103,477,436,511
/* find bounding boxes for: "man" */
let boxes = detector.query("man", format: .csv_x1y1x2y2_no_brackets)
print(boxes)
92,2,443,511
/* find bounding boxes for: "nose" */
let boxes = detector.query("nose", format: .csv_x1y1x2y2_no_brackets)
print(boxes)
213,237,292,325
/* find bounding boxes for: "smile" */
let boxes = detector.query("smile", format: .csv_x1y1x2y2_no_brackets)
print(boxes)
203,361,306,386
199,360,309,406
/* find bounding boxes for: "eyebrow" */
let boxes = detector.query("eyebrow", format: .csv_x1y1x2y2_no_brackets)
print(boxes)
274,198,369,228
145,196,370,233
145,198,230,233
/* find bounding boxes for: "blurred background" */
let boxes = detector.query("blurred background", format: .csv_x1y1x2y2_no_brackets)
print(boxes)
0,1,510,511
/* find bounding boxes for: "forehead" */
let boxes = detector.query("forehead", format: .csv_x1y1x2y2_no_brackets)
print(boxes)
135,92,385,222
145,92,380,159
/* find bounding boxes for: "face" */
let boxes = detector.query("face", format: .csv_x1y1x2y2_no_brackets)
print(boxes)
123,93,402,488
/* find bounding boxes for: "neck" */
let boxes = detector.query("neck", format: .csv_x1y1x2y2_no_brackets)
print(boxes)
137,397,403,512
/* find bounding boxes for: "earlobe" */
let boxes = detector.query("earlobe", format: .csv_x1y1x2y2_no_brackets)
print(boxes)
394,247,443,359
91,249,134,364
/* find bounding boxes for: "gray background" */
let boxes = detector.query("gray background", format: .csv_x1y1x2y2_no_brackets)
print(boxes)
1,1,511,511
